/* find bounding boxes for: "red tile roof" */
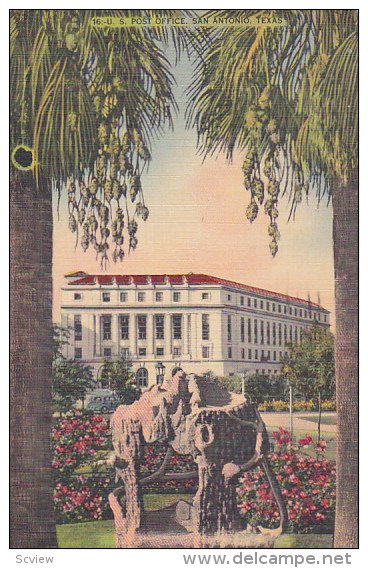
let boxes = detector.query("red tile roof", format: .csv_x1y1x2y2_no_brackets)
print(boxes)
67,273,327,311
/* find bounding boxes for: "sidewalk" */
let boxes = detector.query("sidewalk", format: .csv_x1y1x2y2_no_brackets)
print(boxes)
260,411,337,434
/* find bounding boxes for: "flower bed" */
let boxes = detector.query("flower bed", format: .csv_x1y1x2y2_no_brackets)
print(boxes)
258,399,336,412
52,412,196,523
53,415,336,531
237,428,336,533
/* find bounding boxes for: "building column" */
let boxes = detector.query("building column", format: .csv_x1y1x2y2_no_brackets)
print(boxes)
165,314,172,355
147,314,154,357
182,314,188,357
112,314,119,356
193,313,198,359
187,315,192,358
95,315,101,357
87,313,94,360
129,314,137,358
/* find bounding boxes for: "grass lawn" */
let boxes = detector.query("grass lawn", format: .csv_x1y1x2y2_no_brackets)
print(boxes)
57,493,193,548
57,519,333,549
300,415,337,426
57,520,115,548
275,534,333,548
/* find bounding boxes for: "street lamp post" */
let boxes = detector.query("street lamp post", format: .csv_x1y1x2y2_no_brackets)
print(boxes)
155,361,166,385
241,369,248,397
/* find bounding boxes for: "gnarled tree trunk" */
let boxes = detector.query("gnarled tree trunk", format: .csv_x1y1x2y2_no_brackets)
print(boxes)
10,170,57,548
332,178,358,548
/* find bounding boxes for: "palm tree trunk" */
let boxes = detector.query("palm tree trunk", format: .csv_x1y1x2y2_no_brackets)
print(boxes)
10,170,57,548
332,178,358,548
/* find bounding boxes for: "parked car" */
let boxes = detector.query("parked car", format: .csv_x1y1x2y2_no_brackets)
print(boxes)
85,389,120,413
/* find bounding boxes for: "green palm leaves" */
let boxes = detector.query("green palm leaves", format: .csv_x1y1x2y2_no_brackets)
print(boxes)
10,9,196,266
187,10,358,254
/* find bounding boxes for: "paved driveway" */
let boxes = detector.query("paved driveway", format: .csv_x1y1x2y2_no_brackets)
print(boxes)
260,412,337,434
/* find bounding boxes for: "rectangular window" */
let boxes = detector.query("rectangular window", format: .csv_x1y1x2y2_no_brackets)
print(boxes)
268,350,271,359
278,323,282,346
273,351,277,361
102,292,110,303
255,349,258,360
75,347,82,359
102,315,111,341
121,348,130,359
156,347,164,356
278,304,281,313
173,292,181,302
155,315,165,339
324,314,327,323
202,292,209,300
227,315,232,341
289,325,293,343
120,292,128,302
248,318,252,343
261,349,265,360
155,291,163,302
289,307,292,315
138,292,145,302
137,315,147,340
266,322,270,345
228,346,232,359
295,327,298,342
173,346,182,357
120,315,129,340
284,306,287,314
299,309,303,317
305,310,308,318
260,300,264,309
240,317,245,343
74,293,81,300
260,320,264,344
138,347,146,357
272,303,276,312
74,315,82,341
266,302,270,311
272,322,276,346
241,348,245,359
202,346,210,359
202,314,210,340
228,294,232,301
248,348,252,360
254,299,257,308
294,308,297,316
284,324,287,344
172,315,182,339
104,348,112,357
254,319,258,344
240,296,244,306
247,298,251,307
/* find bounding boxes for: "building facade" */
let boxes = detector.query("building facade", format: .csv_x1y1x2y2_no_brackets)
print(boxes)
60,272,330,387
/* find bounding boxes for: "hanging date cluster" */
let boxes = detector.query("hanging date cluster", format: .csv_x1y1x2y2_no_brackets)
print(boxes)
242,86,284,257
67,88,150,268
242,85,308,257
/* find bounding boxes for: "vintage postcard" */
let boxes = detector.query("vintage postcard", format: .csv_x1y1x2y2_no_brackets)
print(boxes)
9,8,358,553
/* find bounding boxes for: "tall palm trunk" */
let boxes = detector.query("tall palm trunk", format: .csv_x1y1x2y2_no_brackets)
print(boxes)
332,178,358,548
10,170,57,548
